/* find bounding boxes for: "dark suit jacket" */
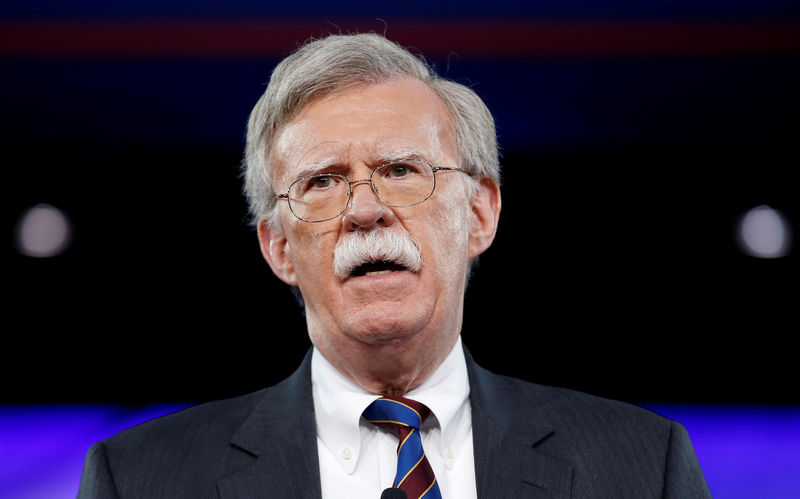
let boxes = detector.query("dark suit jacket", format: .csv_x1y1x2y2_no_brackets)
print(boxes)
78,349,711,498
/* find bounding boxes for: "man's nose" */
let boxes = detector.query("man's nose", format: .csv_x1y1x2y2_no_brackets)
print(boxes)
341,180,396,231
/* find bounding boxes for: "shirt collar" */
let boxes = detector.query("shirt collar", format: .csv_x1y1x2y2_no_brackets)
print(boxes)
311,336,470,473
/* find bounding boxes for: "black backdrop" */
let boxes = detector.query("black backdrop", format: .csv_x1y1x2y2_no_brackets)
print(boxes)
3,8,798,406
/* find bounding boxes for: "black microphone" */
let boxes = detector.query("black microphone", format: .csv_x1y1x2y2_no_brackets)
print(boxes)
380,488,407,499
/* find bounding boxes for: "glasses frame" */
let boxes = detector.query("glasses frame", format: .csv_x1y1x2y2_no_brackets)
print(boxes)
275,161,471,223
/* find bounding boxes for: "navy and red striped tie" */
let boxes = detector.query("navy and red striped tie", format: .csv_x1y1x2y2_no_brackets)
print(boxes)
363,396,442,499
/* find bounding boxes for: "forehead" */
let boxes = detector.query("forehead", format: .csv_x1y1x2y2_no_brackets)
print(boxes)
272,79,456,182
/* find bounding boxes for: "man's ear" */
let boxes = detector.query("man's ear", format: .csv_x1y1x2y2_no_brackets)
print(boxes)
468,178,502,260
257,219,298,286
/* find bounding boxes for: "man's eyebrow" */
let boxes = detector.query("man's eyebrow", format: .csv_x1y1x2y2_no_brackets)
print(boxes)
292,157,345,180
375,148,432,164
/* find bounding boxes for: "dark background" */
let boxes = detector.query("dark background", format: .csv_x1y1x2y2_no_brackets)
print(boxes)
3,1,798,406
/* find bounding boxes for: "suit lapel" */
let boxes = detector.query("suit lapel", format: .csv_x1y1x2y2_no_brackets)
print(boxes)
217,351,322,499
466,350,574,498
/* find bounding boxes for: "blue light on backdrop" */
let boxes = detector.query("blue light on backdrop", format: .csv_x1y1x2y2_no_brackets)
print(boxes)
1,403,799,498
0,404,189,499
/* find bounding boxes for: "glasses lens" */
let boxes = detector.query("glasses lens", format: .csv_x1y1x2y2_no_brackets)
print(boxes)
288,174,349,222
372,160,435,207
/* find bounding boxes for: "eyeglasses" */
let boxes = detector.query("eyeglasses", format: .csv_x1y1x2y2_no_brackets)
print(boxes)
275,158,470,223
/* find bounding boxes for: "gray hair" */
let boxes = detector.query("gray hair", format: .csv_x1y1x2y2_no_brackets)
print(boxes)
243,32,500,228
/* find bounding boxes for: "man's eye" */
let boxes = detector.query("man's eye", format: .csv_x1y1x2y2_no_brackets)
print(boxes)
295,175,339,196
390,165,409,177
311,176,334,188
383,163,416,179
306,175,344,192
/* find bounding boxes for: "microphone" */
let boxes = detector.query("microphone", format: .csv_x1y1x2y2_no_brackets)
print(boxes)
380,488,407,499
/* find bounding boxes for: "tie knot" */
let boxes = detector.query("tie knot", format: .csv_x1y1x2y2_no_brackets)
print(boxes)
363,396,442,498
363,395,431,431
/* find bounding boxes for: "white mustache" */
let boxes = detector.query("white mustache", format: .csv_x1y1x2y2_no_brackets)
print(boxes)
333,228,423,280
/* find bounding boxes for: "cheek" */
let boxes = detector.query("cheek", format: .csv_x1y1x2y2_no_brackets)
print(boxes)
285,223,338,277
422,197,472,280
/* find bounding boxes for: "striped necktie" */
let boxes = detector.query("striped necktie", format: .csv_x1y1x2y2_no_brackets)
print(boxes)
363,396,442,499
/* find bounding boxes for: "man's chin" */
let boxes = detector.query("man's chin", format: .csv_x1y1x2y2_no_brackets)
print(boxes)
339,299,431,342
347,322,425,349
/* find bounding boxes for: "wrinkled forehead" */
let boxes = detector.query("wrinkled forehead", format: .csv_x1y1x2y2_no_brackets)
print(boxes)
270,79,458,187
286,141,442,179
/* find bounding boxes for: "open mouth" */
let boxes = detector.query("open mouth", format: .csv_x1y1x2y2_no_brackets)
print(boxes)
350,260,408,277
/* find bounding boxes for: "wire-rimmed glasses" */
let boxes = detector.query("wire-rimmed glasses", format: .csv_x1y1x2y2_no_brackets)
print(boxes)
275,158,470,223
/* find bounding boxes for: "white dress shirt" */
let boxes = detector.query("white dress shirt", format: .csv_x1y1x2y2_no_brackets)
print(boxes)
311,336,477,499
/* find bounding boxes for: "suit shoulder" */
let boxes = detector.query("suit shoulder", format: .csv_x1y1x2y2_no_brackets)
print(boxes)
466,350,668,433
80,353,316,498
498,372,669,429
105,388,266,450
86,388,272,497
469,364,677,460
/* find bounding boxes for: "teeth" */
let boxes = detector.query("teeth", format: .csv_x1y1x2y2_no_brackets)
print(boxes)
365,270,394,277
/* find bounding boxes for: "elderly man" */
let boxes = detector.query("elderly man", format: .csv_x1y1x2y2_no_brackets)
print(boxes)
78,33,711,498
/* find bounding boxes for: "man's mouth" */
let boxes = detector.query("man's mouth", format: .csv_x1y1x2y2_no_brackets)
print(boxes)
350,260,408,277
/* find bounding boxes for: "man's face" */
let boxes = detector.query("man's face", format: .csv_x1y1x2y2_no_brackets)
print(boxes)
259,78,498,386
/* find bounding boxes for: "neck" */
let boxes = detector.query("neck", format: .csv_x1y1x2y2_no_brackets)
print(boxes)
315,333,459,396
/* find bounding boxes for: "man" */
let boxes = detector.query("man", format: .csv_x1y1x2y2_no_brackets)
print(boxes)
78,33,711,498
